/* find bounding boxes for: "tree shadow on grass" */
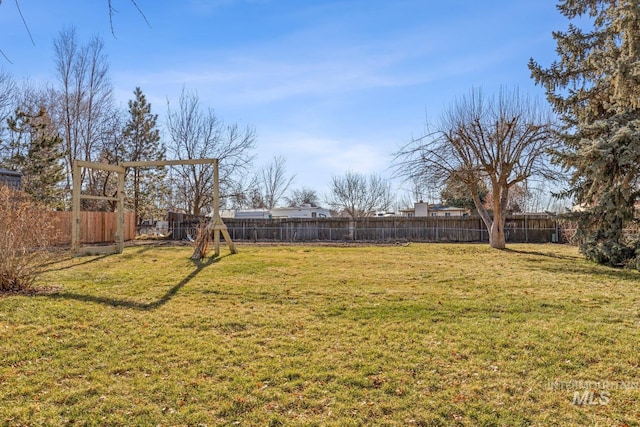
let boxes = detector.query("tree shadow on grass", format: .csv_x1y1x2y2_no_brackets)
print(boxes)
39,254,112,273
503,247,579,262
44,255,227,310
40,244,167,273
505,248,640,283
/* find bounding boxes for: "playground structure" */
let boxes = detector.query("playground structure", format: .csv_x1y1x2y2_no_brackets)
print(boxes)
71,158,236,258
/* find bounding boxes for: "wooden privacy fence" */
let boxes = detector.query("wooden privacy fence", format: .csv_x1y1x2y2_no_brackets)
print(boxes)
48,211,136,246
169,216,563,244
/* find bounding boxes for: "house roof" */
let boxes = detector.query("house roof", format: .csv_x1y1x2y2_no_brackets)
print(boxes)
0,167,21,177
271,206,328,211
429,204,466,211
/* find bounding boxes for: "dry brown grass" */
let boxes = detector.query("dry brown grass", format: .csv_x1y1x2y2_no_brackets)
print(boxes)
1,243,639,426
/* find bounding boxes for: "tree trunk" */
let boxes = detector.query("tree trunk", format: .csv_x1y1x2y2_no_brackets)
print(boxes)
473,189,495,247
489,185,508,249
489,217,506,249
480,182,507,250
472,184,507,249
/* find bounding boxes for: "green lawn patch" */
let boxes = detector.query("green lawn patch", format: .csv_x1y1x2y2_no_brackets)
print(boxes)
1,243,639,426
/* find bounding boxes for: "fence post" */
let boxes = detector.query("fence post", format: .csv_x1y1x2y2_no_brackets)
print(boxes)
205,216,560,244
394,219,397,240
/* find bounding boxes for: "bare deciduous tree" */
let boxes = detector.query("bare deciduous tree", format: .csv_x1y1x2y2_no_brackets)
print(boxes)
52,27,115,196
395,87,558,249
286,187,320,207
326,171,393,218
166,88,256,215
261,155,294,210
225,174,262,209
0,68,15,129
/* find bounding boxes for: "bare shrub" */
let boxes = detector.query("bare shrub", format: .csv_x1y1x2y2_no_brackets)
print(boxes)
0,186,58,292
558,219,578,246
190,221,210,260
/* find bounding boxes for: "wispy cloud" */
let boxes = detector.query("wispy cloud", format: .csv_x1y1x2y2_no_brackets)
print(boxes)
262,131,389,180
116,40,519,111
115,1,535,110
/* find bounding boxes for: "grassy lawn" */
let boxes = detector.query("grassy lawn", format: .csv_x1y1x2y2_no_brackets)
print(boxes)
1,243,640,426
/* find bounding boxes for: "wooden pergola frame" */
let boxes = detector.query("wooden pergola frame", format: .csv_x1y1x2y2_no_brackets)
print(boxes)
72,158,237,257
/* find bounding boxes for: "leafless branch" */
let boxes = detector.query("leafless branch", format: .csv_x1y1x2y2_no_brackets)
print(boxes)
393,87,560,248
261,155,295,210
165,88,256,215
129,0,151,28
107,0,117,37
326,172,393,218
108,0,151,36
0,49,12,64
15,0,35,46
2,0,150,56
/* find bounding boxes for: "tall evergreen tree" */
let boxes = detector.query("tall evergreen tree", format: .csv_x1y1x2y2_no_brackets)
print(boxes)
122,87,166,225
4,108,65,209
529,0,640,267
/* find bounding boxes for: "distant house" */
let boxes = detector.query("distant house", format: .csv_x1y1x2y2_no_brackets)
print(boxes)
415,202,430,217
373,211,397,217
400,202,468,218
0,168,21,190
399,208,415,218
222,209,271,219
270,206,331,219
427,204,468,217
221,205,332,219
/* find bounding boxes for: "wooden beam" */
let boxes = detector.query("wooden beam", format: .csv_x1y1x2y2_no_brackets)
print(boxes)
74,160,125,173
71,162,81,255
116,169,125,254
221,227,237,254
213,158,220,256
211,159,237,255
121,159,217,168
71,157,237,258
77,245,118,256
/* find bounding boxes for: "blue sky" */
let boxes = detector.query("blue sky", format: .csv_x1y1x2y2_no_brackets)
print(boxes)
0,0,566,200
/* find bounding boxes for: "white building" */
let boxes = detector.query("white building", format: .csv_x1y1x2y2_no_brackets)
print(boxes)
427,205,468,217
221,209,271,219
270,206,331,219
401,202,468,218
221,206,331,219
